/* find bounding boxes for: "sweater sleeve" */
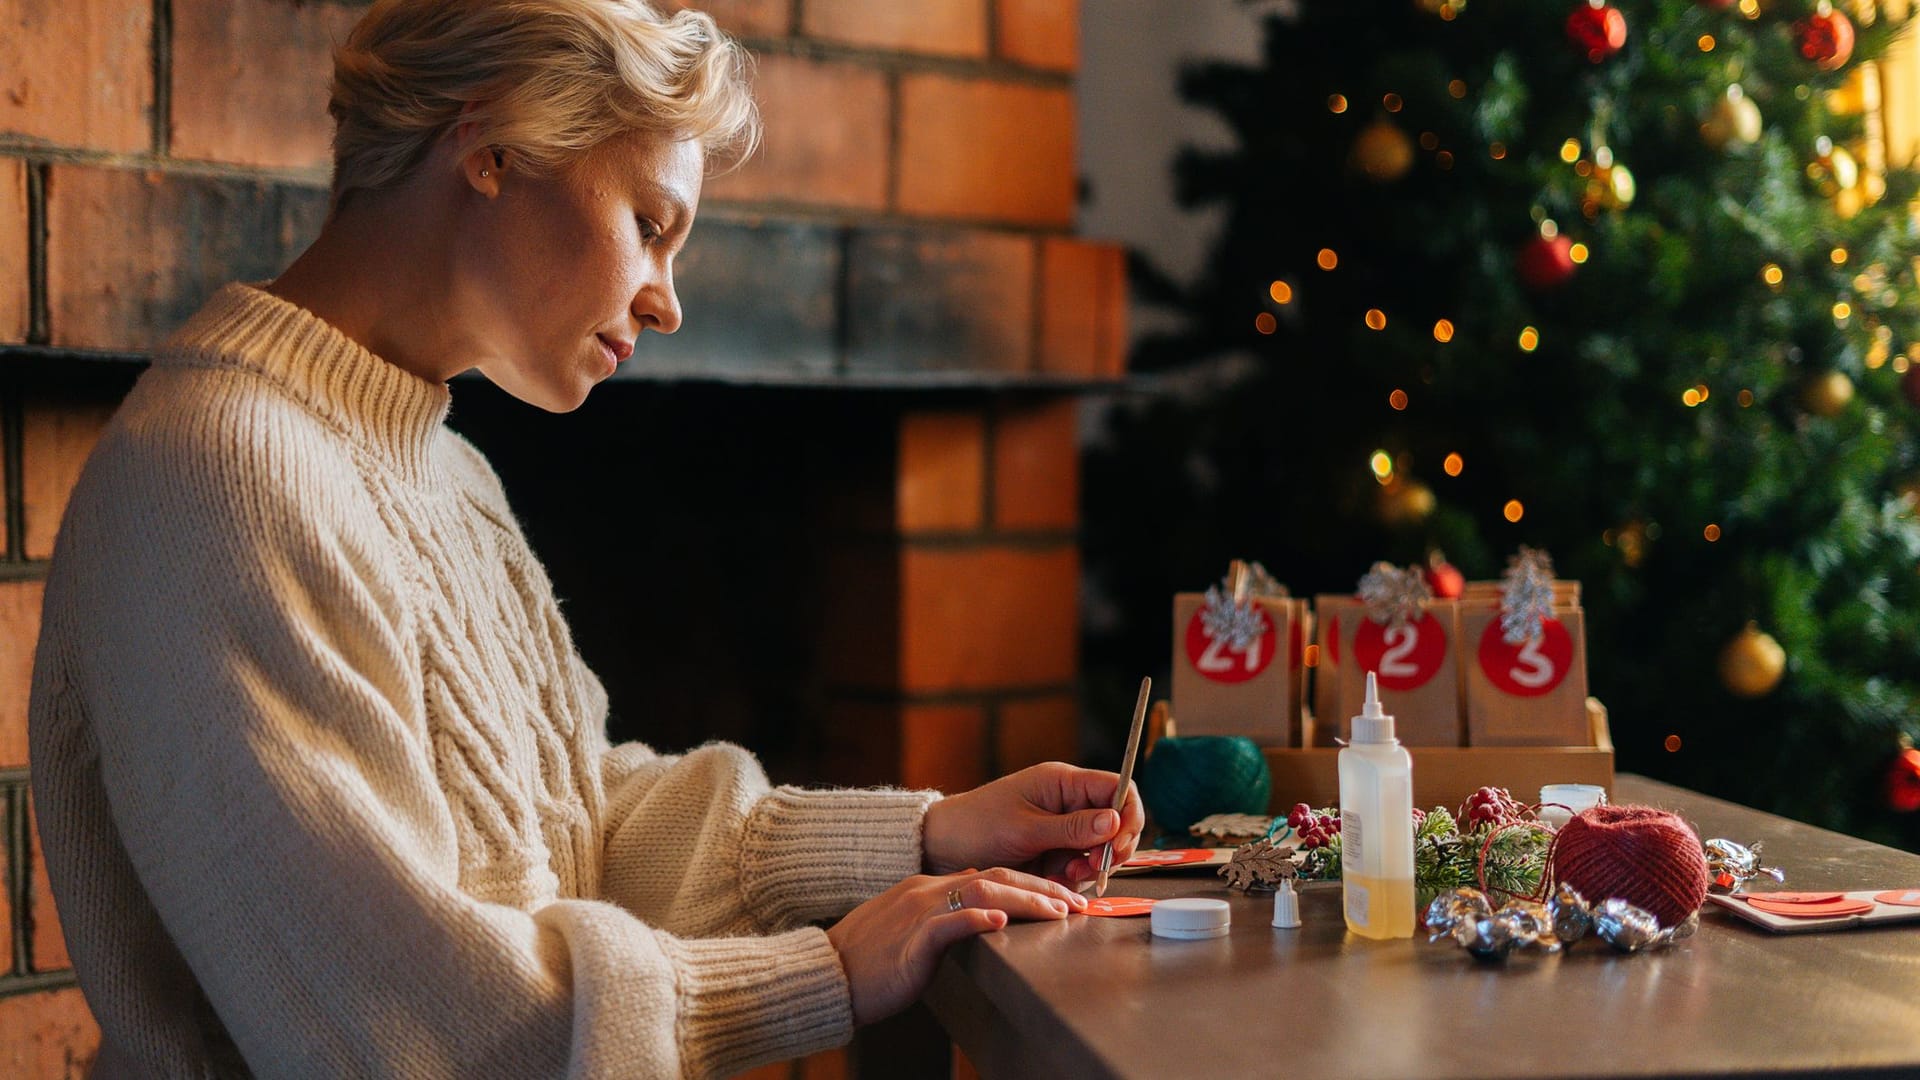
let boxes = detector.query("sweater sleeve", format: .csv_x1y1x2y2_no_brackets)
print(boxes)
67,447,849,1078
596,740,940,934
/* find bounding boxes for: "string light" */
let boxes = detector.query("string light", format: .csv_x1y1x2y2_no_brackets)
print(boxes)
1559,138,1582,163
1761,263,1784,287
1304,644,1320,668
1269,280,1293,304
1518,326,1540,352
1389,389,1409,410
1365,308,1387,330
1420,131,1440,151
1665,734,1683,752
1318,248,1339,270
1504,499,1526,523
1328,94,1349,113
1255,312,1277,334
1704,523,1722,541
1383,93,1404,112
1831,247,1849,265
1698,34,1716,52
1370,450,1394,483
1833,301,1852,323
1436,150,1454,170
1433,318,1455,343
1443,452,1464,476
1569,243,1590,264
1682,387,1702,407
1737,389,1755,407
1738,0,1759,16
1896,355,1911,374
1448,79,1467,99
1490,141,1507,160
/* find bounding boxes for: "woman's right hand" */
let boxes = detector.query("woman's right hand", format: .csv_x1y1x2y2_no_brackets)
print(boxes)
825,867,1087,1025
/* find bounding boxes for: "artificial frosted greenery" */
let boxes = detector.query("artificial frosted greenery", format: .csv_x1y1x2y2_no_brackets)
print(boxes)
1087,0,1920,849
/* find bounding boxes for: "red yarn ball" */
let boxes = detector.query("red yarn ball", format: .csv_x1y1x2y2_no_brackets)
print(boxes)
1550,805,1709,927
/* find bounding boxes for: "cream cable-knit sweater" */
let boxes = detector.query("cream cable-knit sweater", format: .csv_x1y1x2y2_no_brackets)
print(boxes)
29,283,938,1078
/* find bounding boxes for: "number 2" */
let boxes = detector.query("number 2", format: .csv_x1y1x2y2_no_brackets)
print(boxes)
1379,623,1420,679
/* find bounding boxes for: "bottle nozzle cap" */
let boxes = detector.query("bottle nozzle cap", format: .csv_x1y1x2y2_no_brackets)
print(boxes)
1351,671,1397,743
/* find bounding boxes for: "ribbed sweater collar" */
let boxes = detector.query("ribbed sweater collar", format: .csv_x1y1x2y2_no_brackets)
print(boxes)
159,282,453,480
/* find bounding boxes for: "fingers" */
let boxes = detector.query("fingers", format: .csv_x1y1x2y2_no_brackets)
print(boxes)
917,908,1007,965
947,867,1086,917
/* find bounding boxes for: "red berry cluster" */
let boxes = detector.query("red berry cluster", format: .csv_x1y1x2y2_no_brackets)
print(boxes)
1287,803,1341,849
1458,786,1524,829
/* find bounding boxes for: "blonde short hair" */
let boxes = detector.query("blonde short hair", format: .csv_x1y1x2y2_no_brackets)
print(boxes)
327,0,759,206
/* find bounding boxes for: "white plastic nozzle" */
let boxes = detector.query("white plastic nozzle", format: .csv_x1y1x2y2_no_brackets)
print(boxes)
1350,671,1397,744
1271,877,1301,929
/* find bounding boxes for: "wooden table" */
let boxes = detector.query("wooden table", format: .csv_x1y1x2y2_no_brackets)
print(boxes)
926,775,1920,1079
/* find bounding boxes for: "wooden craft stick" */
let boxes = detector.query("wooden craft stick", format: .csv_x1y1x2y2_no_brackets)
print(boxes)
1096,676,1152,898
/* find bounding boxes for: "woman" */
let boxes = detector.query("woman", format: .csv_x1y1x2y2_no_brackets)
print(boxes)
28,2,1143,1076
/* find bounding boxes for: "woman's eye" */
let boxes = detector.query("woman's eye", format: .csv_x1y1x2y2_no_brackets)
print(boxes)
637,218,663,244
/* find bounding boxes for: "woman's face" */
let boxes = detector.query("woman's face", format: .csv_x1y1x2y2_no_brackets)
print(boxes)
458,131,702,412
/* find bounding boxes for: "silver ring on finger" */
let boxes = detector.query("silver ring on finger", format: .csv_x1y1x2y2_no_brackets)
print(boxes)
947,888,965,913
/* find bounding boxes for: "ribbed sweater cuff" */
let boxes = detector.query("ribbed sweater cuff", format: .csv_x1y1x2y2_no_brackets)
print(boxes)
741,787,940,925
660,927,852,1078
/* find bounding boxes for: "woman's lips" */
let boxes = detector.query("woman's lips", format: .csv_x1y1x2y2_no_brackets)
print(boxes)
597,334,633,364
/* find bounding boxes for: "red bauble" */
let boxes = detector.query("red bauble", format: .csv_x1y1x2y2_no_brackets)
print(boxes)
1517,233,1577,291
1902,365,1920,409
1886,748,1920,813
1567,2,1628,63
1425,553,1465,599
1794,5,1855,72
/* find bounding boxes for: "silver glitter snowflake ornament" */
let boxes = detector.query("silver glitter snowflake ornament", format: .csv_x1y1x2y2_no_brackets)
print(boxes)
1358,561,1431,628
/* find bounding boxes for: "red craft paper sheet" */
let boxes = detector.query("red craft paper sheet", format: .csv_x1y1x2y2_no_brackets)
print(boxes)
1112,848,1237,875
1706,889,1920,933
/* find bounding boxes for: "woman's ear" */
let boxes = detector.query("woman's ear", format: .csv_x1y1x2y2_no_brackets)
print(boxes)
461,143,501,197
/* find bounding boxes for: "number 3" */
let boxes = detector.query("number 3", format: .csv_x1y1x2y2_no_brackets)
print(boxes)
1509,635,1555,689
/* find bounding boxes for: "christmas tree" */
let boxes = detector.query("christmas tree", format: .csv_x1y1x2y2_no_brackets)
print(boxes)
1087,0,1920,847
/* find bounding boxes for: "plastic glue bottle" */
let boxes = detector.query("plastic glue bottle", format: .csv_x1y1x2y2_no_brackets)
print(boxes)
1339,671,1415,939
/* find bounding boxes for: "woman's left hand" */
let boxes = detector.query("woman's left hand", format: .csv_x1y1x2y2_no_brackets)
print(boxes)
921,762,1146,889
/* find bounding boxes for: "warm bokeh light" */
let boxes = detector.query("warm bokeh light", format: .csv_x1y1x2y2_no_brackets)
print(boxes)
1830,247,1849,265
1761,263,1784,287
1269,280,1293,304
1318,248,1339,270
1665,734,1683,753
1443,452,1464,477
1559,139,1581,163
1304,643,1320,668
1833,301,1852,322
1254,312,1277,334
1698,34,1716,51
1370,450,1394,482
1328,94,1349,113
1435,150,1454,170
1383,93,1404,112
1569,243,1590,264
1448,79,1467,99
1365,308,1387,330
1897,355,1913,374
1503,499,1525,523
1682,387,1702,407
1389,389,1409,410
1433,318,1455,342
1490,141,1507,160
1518,326,1540,352
1738,389,1755,407
1704,523,1722,541
1420,131,1439,151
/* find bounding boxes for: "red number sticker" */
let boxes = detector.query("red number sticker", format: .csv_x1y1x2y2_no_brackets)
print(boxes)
1353,612,1447,691
1477,617,1573,697
1183,605,1276,684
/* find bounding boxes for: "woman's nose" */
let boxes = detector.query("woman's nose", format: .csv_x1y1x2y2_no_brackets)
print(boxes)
634,272,682,335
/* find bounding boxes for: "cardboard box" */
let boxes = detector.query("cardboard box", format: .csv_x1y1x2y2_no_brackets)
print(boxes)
1462,604,1590,746
1312,595,1463,746
1263,698,1615,815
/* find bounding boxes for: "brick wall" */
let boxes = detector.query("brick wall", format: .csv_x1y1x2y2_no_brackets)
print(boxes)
0,1,1122,1076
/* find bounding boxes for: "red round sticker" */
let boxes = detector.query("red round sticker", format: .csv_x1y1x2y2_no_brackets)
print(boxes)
1352,612,1447,691
1477,617,1573,697
1184,605,1276,684
1326,614,1340,667
1082,897,1156,917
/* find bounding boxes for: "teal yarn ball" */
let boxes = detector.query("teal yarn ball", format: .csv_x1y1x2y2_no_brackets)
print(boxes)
1137,735,1272,834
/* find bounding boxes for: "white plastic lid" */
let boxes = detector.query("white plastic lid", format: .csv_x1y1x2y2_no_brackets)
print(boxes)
1350,671,1397,744
1150,897,1231,940
1271,878,1301,929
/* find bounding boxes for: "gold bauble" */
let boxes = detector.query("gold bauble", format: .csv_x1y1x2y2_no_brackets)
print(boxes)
1802,370,1855,416
1376,478,1436,526
1807,138,1860,198
1702,86,1763,151
1718,623,1786,699
1350,119,1415,182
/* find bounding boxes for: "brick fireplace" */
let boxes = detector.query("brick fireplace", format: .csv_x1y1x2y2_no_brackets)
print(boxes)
0,0,1123,1076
